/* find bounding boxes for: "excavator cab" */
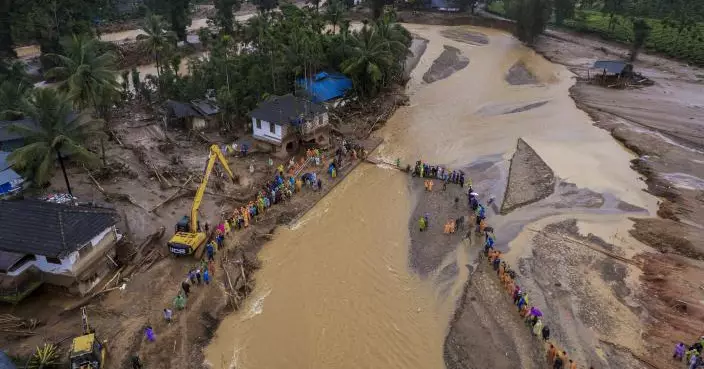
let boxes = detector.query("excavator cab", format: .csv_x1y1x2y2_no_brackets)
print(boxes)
69,334,105,369
69,308,106,369
175,216,191,233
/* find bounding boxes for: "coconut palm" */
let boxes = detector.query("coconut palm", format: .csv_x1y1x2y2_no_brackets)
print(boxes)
341,26,395,97
45,34,120,166
0,60,33,120
375,12,412,60
324,0,347,34
140,15,176,80
45,34,120,109
7,89,104,195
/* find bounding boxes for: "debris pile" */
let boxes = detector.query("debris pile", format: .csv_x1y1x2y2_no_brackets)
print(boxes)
0,314,39,337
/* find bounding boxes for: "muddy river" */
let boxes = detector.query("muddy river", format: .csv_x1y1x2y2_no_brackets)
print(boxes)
205,24,657,369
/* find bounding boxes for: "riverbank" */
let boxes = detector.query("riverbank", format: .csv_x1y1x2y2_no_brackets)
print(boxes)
532,27,704,368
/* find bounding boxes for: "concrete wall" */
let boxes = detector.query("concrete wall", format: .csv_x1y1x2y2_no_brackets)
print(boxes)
190,117,207,131
252,117,285,143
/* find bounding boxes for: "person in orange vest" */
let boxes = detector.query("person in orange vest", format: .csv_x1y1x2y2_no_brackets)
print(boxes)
428,180,434,191
568,359,577,369
547,344,557,365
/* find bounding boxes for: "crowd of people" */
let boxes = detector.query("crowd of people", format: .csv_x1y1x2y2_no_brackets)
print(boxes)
673,338,704,368
412,159,597,369
131,146,348,369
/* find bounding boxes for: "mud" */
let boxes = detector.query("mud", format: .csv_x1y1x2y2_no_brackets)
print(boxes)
405,36,429,77
509,218,646,369
444,260,546,369
422,45,469,84
408,177,470,277
501,138,555,213
440,28,489,45
532,28,704,365
0,98,379,369
506,61,538,85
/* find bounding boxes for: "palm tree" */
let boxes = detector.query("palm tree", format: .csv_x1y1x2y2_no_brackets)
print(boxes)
7,89,104,195
0,81,31,120
325,0,346,34
140,15,176,80
375,12,412,59
45,34,120,166
45,34,121,111
341,26,395,97
0,60,33,120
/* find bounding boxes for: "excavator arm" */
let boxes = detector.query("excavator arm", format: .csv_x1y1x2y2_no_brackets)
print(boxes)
189,144,236,232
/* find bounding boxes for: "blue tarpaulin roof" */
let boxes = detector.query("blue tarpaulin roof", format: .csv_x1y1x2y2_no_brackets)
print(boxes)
296,72,352,103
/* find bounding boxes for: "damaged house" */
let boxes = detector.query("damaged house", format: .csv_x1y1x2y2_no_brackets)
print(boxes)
0,200,121,303
250,94,331,157
165,99,220,131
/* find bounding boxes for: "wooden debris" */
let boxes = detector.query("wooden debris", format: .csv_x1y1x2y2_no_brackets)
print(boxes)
85,167,106,193
0,314,39,335
150,175,194,212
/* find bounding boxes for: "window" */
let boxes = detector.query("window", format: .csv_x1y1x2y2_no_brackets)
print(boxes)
256,119,262,129
46,256,62,264
270,123,276,134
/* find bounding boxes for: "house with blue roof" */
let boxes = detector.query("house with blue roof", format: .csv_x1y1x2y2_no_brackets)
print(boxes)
296,72,353,104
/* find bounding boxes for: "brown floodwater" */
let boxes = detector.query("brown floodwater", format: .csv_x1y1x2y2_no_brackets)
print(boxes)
205,24,657,369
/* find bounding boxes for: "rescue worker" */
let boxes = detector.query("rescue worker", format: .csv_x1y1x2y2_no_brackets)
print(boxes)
553,352,564,369
532,318,543,337
419,216,427,232
547,344,557,365
542,325,550,341
674,342,686,361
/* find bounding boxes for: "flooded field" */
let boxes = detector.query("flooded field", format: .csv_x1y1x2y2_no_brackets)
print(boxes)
206,23,657,369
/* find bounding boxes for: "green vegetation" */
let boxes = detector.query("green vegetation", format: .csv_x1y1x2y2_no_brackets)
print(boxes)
27,343,60,369
151,5,411,115
513,0,552,44
0,1,411,191
7,89,104,194
487,0,704,65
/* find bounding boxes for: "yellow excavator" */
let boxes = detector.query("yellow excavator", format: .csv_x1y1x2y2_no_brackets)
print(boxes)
168,144,235,257
69,307,106,369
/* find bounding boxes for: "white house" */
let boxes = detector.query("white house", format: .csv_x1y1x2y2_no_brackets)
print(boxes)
0,200,121,302
250,94,331,157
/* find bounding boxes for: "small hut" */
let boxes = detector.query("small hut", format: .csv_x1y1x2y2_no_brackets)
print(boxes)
590,60,634,88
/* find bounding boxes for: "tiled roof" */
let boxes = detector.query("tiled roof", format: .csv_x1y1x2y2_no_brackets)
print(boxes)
250,94,325,126
0,200,119,258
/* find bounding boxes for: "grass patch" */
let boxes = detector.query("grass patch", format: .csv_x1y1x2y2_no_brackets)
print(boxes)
487,1,506,16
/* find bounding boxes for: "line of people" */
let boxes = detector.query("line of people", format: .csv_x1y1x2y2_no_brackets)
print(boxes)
411,161,592,369
484,226,593,369
413,160,468,188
